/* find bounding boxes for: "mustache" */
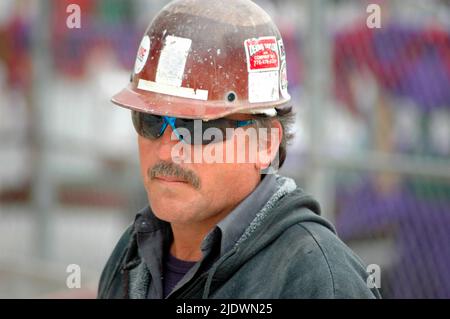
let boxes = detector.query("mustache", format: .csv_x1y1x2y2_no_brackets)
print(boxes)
148,161,201,189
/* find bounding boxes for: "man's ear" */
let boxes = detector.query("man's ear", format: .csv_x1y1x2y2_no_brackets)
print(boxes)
255,119,282,171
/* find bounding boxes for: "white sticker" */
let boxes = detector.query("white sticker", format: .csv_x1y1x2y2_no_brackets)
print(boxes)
134,35,150,74
279,60,290,99
138,79,208,101
156,35,192,87
278,39,286,61
248,71,280,103
278,39,290,99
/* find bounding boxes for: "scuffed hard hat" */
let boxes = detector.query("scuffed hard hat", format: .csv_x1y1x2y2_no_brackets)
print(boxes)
112,0,291,120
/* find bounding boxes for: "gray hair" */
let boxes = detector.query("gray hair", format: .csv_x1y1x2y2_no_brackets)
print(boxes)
252,108,296,169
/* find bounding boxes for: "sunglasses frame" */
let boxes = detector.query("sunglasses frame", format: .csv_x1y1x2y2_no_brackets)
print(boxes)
132,111,255,145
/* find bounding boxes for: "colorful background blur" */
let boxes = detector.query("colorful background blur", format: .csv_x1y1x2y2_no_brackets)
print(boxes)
0,0,449,298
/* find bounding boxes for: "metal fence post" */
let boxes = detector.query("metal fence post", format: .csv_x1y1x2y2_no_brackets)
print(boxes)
30,0,54,259
304,0,335,222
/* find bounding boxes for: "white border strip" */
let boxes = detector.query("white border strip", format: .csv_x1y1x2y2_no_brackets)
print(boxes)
137,79,208,101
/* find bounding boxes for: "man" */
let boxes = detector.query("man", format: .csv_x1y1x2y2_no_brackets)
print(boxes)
98,0,381,299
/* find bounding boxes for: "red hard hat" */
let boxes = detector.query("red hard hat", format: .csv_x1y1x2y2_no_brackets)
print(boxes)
112,0,291,120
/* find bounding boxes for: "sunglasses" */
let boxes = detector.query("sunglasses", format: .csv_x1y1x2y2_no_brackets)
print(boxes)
131,111,255,145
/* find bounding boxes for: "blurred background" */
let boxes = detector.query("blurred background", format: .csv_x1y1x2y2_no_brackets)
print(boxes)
0,0,449,298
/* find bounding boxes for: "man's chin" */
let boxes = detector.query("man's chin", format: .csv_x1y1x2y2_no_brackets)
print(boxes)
151,207,201,225
148,195,196,218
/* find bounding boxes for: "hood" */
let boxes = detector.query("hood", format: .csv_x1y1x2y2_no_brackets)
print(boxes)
199,175,336,297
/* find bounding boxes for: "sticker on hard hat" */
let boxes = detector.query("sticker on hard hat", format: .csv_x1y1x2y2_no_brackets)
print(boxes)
156,35,192,88
244,36,280,73
134,35,150,74
138,79,208,101
248,70,280,103
278,39,290,99
279,61,289,99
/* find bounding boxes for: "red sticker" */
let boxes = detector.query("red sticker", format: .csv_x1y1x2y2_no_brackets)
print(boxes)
245,37,280,72
134,35,150,74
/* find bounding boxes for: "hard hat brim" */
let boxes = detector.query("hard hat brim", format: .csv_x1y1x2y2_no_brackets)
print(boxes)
111,84,291,120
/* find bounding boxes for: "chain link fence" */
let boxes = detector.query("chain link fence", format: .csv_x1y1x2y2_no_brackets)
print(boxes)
282,0,450,298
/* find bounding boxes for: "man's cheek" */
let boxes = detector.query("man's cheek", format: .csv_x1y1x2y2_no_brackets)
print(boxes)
140,165,149,186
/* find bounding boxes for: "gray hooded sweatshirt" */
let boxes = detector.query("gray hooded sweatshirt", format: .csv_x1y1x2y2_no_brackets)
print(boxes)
97,175,381,299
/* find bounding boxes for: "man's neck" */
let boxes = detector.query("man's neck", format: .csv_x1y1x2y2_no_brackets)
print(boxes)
169,230,203,261
169,208,233,261
168,177,263,261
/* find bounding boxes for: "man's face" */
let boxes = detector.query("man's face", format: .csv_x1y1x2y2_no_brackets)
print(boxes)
138,115,264,226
